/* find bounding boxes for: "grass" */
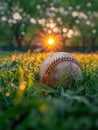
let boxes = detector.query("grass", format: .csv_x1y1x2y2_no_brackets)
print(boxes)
0,51,98,130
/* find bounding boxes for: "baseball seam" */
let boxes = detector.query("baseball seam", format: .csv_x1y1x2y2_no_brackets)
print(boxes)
42,56,82,81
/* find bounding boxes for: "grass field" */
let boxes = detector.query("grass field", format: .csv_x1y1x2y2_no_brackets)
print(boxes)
0,51,98,130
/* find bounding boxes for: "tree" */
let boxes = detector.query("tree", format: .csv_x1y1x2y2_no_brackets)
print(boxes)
60,0,98,50
0,0,44,50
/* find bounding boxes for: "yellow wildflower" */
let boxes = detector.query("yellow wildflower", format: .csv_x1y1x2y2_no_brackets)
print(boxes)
44,92,49,96
39,104,47,112
19,81,26,91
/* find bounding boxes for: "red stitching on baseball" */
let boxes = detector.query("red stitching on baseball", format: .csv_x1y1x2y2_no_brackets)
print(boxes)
42,56,82,82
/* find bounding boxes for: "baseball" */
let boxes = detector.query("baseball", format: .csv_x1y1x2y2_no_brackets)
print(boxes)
39,52,82,89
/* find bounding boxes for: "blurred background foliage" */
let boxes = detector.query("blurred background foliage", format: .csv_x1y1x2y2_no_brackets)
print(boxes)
0,0,98,51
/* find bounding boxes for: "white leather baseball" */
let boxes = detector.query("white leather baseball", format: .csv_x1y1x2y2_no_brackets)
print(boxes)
39,52,82,88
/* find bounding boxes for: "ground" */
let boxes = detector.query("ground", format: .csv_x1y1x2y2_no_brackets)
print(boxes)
0,51,98,130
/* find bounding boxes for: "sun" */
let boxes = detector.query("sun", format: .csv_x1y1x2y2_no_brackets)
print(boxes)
48,38,54,45
45,35,56,46
38,31,62,51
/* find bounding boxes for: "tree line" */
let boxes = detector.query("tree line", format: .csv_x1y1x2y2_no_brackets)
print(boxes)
0,0,98,51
